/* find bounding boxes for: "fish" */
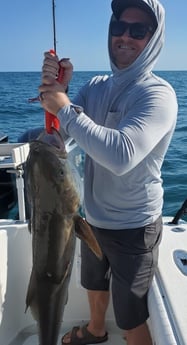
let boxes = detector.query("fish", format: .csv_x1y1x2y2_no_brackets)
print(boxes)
25,129,102,345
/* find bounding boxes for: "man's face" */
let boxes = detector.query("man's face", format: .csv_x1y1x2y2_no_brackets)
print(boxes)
111,7,154,69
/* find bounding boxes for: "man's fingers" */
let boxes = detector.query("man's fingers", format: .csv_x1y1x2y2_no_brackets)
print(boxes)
40,76,55,86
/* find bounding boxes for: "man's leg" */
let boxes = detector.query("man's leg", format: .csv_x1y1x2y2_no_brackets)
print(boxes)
87,290,109,335
62,290,109,344
124,322,153,345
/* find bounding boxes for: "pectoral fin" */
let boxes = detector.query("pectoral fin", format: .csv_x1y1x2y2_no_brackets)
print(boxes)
74,215,102,259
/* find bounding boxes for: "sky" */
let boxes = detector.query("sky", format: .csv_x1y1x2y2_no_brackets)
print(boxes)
0,0,187,72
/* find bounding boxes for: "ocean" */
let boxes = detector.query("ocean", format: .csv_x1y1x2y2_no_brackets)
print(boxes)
0,71,186,219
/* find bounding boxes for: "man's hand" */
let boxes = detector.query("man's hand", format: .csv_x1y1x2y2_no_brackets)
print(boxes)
42,51,73,91
39,77,71,115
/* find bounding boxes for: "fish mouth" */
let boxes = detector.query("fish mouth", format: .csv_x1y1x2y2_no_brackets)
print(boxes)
37,128,66,152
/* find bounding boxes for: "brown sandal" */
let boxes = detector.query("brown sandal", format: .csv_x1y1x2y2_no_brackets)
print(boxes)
61,324,108,345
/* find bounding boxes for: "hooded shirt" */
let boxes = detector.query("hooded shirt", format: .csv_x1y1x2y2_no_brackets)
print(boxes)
57,0,178,229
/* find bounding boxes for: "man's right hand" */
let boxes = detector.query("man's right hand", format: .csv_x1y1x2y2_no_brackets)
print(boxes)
42,51,73,92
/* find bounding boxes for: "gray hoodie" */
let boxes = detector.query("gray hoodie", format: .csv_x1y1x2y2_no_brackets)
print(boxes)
57,0,178,229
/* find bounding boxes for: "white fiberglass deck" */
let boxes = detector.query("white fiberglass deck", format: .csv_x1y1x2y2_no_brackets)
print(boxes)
0,221,126,345
0,217,183,345
7,321,125,345
151,218,187,345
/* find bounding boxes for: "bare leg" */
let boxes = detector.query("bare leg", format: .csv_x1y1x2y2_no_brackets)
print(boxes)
124,322,153,345
62,290,109,344
87,290,109,335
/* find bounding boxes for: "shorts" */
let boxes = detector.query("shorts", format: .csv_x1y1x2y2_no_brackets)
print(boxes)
81,216,163,330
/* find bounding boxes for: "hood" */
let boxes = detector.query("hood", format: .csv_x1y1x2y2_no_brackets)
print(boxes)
108,0,165,85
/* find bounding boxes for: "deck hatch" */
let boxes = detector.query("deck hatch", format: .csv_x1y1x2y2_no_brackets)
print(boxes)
173,250,187,276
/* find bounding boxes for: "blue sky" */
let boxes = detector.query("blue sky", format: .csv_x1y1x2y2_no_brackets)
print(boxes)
0,0,186,72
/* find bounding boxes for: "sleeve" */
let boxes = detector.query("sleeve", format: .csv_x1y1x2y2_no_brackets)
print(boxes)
57,85,178,176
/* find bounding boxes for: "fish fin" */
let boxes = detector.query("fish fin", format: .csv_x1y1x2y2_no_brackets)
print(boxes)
74,215,102,260
25,268,39,320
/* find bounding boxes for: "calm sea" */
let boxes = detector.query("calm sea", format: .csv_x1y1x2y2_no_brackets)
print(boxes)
0,71,186,218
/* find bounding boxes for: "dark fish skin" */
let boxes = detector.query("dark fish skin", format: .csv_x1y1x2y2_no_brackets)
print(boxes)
25,130,102,345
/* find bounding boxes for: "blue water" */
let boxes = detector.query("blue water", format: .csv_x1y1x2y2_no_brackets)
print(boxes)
0,71,186,218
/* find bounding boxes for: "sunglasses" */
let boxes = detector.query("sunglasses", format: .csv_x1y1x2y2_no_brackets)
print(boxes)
110,21,154,40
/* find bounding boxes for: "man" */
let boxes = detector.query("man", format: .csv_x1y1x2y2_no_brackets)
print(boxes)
39,0,178,344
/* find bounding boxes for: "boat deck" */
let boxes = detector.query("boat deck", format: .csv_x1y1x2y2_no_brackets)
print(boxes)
0,221,127,345
1,142,187,345
7,321,126,345
2,218,187,345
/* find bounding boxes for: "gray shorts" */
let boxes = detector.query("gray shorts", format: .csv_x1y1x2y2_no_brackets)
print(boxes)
81,216,163,330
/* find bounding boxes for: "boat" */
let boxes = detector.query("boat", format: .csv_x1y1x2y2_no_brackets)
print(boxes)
0,133,17,219
0,140,187,345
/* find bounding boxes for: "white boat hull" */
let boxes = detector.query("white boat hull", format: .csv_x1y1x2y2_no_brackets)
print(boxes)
1,142,187,344
149,218,187,345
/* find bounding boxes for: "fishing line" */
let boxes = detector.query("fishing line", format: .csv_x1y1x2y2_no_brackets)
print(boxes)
52,0,57,52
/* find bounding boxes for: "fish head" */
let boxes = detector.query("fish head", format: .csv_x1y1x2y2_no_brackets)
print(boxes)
26,130,81,216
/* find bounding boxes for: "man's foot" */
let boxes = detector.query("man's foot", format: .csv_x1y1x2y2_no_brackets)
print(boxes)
61,324,108,344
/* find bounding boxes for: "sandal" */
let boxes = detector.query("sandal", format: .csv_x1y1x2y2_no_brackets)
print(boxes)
61,324,108,344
